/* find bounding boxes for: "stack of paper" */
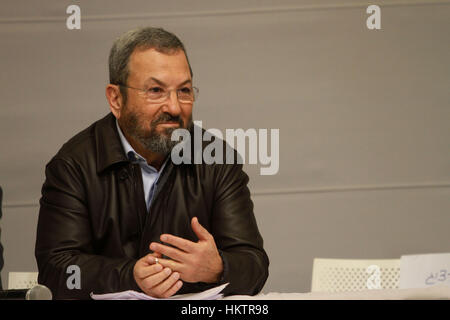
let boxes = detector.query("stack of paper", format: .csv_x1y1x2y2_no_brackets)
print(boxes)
91,283,228,300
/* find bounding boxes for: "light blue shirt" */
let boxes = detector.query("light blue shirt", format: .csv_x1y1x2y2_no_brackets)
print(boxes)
116,120,167,212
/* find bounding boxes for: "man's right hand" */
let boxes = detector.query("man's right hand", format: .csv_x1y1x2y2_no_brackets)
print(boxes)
133,252,183,298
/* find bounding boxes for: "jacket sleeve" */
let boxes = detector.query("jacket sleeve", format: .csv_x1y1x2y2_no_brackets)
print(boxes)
35,158,140,299
211,162,270,296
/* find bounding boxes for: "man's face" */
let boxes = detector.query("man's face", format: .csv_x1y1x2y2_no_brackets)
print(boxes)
118,48,193,155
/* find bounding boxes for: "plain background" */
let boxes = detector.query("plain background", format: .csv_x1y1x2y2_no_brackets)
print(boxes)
0,0,449,292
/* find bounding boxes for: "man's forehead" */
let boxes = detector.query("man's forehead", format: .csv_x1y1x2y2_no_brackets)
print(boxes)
144,76,191,87
129,48,190,74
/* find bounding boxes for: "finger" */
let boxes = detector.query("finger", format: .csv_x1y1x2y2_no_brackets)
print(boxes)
150,242,186,262
153,272,181,297
148,247,163,258
139,252,163,266
150,251,163,258
191,217,211,241
161,280,183,298
147,253,163,265
155,257,183,273
135,262,163,279
143,267,173,290
160,234,195,253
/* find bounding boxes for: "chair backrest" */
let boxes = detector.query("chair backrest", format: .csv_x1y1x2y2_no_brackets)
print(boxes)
311,258,400,292
8,272,39,289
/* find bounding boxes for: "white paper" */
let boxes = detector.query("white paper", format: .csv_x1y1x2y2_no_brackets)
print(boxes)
91,283,229,300
399,253,450,289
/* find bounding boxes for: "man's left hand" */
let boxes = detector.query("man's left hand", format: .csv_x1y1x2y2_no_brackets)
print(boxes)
149,217,223,283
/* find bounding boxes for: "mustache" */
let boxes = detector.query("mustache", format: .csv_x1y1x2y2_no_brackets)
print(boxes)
151,113,183,127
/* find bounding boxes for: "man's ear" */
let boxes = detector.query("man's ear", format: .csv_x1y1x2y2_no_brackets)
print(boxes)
106,84,124,119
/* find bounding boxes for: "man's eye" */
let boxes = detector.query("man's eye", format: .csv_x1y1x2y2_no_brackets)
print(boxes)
148,87,163,93
180,87,192,94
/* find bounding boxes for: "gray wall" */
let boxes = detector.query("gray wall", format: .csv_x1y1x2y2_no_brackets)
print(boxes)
1,0,449,292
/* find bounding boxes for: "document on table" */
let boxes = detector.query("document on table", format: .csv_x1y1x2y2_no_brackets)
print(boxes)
400,253,450,289
90,283,229,300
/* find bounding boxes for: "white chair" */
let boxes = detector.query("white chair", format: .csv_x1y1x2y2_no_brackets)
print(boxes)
311,258,400,293
8,272,39,289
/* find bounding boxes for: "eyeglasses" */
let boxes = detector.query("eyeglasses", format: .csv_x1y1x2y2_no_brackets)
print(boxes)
118,84,199,103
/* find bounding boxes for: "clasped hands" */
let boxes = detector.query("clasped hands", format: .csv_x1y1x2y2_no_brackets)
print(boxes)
133,217,223,298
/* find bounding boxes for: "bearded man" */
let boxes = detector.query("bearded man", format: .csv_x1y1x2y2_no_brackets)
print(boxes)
35,27,269,299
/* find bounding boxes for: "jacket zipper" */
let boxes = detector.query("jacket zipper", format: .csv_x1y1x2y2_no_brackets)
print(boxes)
130,164,145,236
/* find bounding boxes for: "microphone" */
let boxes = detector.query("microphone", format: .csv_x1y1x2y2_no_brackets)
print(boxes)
0,284,52,300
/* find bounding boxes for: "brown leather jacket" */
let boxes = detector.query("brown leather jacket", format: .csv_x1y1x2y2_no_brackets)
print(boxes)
35,113,269,299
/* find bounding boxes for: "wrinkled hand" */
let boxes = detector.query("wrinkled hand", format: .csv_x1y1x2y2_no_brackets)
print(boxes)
149,217,223,283
133,252,183,298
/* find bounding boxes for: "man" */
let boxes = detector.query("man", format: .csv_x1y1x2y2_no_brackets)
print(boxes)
35,27,269,299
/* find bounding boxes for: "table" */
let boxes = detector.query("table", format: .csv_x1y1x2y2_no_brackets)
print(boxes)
223,285,450,300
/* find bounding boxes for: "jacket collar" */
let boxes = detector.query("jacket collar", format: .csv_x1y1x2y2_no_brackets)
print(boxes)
94,113,129,173
94,112,198,174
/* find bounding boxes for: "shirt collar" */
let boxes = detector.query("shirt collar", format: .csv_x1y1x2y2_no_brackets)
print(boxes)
115,119,167,173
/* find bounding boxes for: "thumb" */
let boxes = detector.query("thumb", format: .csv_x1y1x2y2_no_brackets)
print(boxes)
147,248,163,264
191,217,211,241
147,252,162,264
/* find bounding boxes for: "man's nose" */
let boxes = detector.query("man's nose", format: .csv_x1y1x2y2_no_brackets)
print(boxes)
164,90,182,116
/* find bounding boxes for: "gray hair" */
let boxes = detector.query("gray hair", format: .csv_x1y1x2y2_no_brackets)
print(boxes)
108,27,193,104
